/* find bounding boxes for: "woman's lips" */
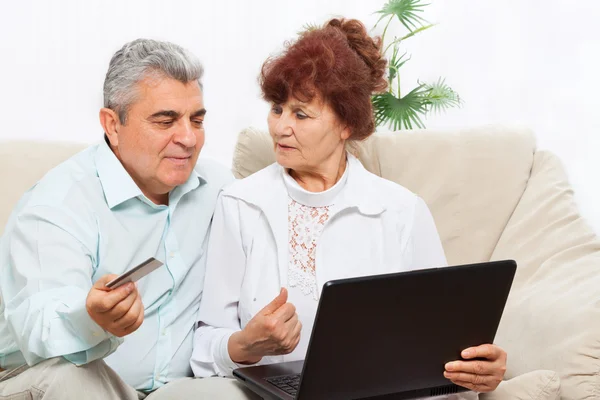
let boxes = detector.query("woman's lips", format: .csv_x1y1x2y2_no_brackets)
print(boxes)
277,144,295,151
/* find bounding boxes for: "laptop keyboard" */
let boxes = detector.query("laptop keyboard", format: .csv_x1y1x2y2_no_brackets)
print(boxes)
266,374,300,397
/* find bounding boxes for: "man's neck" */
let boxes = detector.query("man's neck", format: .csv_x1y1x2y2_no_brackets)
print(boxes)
105,137,171,206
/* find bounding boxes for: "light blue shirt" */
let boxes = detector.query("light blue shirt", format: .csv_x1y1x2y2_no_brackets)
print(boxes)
0,140,233,390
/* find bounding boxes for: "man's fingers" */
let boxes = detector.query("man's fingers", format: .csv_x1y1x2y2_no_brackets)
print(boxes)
461,344,501,360
260,288,288,315
115,295,144,331
91,282,135,313
93,274,120,292
128,307,145,333
107,289,138,320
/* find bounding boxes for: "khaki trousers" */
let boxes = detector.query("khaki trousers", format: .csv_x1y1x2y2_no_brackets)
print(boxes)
0,358,260,400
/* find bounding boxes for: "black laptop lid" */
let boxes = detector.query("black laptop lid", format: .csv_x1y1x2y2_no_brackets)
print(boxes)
296,260,516,400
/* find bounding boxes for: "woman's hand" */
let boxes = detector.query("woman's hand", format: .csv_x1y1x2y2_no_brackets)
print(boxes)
228,288,302,364
444,344,507,392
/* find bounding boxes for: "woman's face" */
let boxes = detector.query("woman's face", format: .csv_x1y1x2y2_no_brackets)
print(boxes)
267,96,350,172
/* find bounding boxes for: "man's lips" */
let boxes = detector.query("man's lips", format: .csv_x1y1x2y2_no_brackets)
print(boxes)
165,155,192,165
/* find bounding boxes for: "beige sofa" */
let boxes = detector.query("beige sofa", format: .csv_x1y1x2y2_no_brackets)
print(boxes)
1,125,599,399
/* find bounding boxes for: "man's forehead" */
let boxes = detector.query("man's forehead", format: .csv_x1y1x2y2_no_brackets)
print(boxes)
133,77,204,112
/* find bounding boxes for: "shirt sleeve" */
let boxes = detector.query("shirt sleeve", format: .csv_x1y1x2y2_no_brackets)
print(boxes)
0,205,122,367
191,193,248,377
408,197,448,270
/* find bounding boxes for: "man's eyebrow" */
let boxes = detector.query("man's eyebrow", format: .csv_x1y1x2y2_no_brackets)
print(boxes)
191,108,207,118
148,110,180,119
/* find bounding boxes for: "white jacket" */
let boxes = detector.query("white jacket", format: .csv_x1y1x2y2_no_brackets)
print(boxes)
191,154,447,377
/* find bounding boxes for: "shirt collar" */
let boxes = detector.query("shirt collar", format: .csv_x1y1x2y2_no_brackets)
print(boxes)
335,153,386,216
282,160,349,207
268,152,385,215
95,139,205,209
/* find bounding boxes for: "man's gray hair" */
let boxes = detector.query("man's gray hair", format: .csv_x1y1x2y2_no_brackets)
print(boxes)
103,38,204,124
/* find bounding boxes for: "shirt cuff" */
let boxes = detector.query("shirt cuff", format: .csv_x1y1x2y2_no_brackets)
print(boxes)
215,330,247,377
63,336,123,366
55,295,111,346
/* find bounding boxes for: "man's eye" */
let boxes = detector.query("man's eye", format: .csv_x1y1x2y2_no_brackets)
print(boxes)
193,119,204,126
157,120,174,126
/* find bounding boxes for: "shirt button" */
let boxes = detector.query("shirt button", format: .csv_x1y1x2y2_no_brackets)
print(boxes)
162,330,167,336
155,374,160,381
169,251,175,258
93,331,100,337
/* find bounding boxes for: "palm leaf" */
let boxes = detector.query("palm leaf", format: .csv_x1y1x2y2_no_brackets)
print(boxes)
422,78,461,114
388,45,410,83
375,0,429,32
372,85,429,130
299,22,320,35
398,23,435,41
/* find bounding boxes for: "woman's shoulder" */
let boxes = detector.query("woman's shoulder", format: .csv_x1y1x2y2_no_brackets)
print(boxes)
221,162,284,200
353,160,419,210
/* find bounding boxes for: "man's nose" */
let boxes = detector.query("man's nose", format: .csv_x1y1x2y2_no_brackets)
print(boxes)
174,121,197,148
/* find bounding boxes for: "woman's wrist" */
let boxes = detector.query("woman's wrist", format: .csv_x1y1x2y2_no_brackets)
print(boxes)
228,330,262,365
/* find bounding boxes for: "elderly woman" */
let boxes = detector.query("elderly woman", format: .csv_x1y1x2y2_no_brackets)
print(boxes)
192,18,506,398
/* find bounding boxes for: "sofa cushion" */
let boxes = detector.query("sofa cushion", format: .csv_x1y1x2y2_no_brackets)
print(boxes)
481,370,560,400
232,125,536,266
492,151,600,399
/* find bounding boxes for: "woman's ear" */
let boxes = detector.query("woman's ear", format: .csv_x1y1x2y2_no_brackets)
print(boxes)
99,108,120,147
340,125,351,141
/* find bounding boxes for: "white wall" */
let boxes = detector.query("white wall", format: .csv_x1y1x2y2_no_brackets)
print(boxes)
1,0,599,233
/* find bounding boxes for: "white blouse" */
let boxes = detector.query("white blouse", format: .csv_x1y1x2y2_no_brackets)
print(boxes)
283,165,348,362
191,154,461,398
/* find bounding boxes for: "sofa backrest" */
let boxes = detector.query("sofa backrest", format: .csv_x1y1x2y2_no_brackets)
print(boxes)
492,150,600,399
232,125,537,266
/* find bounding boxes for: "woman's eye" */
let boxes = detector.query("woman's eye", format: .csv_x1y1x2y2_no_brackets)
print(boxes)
271,105,283,115
296,112,308,120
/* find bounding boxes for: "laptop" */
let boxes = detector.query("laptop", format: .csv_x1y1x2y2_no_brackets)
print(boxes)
233,260,516,400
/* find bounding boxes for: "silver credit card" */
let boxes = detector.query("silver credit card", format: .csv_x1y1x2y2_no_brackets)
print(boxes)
106,257,164,289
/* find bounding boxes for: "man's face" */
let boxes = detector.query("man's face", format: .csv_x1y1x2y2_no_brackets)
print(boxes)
106,76,205,204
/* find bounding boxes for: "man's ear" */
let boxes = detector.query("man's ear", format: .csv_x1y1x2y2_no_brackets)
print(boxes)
99,108,121,147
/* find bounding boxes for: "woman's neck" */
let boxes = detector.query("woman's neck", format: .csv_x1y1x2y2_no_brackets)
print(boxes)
289,151,347,193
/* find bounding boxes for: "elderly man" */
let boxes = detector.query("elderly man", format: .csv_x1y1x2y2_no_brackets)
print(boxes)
0,39,257,399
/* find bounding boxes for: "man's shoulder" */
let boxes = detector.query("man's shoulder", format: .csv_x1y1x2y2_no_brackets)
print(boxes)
23,145,101,209
2,145,102,239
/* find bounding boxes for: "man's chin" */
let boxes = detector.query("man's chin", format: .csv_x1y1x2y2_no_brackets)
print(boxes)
161,169,194,188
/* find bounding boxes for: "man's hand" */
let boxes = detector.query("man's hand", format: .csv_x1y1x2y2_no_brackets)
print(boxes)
86,274,144,337
228,288,302,364
444,344,507,392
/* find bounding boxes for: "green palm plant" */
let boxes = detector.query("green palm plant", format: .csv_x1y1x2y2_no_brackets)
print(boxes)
372,0,461,130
